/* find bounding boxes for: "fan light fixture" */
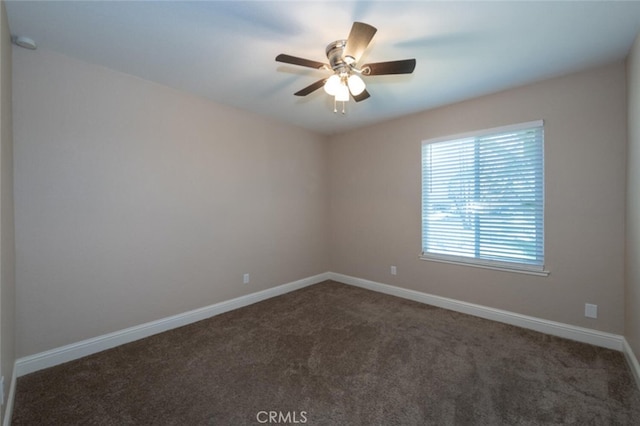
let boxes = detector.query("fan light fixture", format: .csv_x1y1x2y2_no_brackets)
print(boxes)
276,22,417,114
324,73,365,113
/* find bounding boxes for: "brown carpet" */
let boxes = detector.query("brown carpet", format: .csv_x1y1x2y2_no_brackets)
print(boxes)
12,280,640,425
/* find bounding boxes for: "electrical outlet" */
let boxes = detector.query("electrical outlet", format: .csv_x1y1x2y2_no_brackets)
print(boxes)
390,266,397,276
243,273,250,284
585,303,598,319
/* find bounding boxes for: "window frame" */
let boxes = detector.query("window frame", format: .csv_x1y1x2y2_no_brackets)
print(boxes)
420,120,549,276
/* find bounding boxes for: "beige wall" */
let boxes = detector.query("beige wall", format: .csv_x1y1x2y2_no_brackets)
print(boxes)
10,42,633,357
0,0,15,421
626,33,640,357
13,49,329,357
329,62,627,334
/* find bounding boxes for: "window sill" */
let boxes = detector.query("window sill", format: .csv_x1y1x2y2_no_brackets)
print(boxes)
419,254,550,277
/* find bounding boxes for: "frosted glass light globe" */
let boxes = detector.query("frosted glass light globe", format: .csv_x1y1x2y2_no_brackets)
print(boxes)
324,75,341,95
347,74,366,96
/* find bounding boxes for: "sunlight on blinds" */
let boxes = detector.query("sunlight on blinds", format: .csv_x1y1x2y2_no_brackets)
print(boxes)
421,121,544,272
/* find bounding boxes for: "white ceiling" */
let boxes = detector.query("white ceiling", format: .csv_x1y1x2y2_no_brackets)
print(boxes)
5,1,640,135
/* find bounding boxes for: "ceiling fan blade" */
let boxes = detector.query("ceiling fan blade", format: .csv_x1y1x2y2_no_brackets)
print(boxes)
276,54,327,70
352,89,370,102
362,59,416,75
343,22,377,62
294,78,328,96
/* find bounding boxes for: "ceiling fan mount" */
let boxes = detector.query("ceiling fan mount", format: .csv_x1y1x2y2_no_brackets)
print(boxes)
276,22,416,111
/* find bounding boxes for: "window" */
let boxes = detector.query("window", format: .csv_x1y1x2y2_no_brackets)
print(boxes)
421,120,547,275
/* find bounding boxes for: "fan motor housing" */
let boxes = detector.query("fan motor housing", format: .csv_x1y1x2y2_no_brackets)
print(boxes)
326,40,350,73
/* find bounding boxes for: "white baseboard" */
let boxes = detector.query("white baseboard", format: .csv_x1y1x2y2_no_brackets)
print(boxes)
329,272,625,351
623,338,640,390
15,272,330,377
11,270,636,391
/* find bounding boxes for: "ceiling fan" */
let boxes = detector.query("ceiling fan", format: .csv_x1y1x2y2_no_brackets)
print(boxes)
275,22,416,113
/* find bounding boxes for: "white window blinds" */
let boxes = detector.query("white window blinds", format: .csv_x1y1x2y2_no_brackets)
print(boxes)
421,121,545,274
